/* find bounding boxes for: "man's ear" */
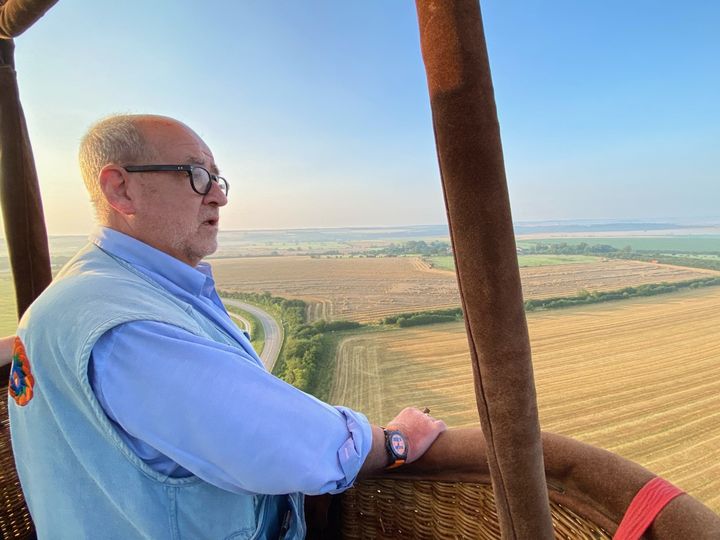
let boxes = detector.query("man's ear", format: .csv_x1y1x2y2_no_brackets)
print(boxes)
99,165,136,215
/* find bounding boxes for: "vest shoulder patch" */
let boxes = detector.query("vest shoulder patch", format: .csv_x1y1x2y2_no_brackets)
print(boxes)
9,337,34,406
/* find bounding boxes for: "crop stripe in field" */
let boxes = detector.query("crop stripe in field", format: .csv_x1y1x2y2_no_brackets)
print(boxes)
587,401,720,453
412,258,433,271
305,299,334,322
650,442,720,510
329,337,384,422
329,341,354,404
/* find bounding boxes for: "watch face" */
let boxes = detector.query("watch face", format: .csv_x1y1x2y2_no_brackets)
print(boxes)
389,432,407,457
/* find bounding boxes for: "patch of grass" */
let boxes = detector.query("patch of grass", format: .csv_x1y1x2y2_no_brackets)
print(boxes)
309,332,344,403
608,252,720,272
428,254,601,271
427,256,455,270
517,236,720,252
517,254,600,267
659,253,720,262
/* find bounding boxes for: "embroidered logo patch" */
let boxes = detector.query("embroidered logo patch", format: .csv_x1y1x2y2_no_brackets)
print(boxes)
8,337,34,406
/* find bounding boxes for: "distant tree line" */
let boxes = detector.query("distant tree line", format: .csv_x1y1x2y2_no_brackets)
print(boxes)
382,307,464,327
366,240,451,258
524,241,720,273
524,277,720,311
389,240,450,256
525,242,619,255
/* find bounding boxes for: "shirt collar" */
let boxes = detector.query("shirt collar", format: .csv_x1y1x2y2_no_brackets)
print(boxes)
90,226,215,298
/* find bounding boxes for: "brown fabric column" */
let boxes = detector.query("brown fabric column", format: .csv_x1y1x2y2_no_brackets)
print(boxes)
0,38,52,326
414,1,553,538
0,0,59,38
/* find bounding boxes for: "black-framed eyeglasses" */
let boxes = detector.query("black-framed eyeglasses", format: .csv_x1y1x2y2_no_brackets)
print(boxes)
123,165,229,197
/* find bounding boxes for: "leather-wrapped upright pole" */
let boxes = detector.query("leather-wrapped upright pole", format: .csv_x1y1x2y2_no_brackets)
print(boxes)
0,38,52,325
0,0,57,372
414,1,554,538
0,0,59,38
0,0,58,324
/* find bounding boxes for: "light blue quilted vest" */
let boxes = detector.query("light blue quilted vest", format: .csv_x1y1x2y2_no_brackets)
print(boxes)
9,243,305,539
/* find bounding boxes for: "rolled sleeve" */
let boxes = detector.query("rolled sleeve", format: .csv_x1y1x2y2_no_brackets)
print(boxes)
90,320,373,495
331,407,373,494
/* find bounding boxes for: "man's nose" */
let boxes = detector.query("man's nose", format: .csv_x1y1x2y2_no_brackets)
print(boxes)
203,180,228,206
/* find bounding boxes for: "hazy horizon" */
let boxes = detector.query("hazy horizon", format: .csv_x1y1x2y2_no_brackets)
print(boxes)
2,220,719,262
5,2,719,236
3,217,720,242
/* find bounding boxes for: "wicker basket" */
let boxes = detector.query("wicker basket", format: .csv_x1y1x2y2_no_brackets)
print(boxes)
303,429,720,539
0,395,35,540
340,479,610,539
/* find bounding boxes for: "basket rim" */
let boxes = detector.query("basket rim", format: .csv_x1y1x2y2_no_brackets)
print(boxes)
356,428,720,538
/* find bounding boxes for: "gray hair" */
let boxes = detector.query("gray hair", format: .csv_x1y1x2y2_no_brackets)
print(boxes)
78,114,155,221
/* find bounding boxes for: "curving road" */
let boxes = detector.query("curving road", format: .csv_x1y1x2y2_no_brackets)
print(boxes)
223,298,283,373
227,311,253,334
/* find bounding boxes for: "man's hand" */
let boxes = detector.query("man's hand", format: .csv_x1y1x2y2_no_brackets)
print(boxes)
360,407,447,477
386,407,447,464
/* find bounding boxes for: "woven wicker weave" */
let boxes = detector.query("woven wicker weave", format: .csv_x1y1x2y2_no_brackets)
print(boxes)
341,479,611,540
0,396,35,540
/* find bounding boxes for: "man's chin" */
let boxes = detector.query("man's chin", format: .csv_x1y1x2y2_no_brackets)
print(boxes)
197,226,219,249
201,239,219,260
182,238,218,266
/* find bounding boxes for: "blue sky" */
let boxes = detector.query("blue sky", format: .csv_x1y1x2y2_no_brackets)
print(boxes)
10,1,720,234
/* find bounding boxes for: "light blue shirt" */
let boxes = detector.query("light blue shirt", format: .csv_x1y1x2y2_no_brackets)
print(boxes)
88,227,372,496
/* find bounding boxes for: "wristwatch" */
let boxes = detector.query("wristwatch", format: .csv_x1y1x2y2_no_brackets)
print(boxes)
383,427,408,469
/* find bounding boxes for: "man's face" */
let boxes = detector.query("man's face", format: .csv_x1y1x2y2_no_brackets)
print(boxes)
129,119,227,266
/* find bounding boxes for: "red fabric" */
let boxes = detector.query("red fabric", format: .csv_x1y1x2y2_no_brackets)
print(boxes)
613,477,684,540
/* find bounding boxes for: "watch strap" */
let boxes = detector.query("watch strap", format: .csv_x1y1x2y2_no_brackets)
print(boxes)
383,426,408,470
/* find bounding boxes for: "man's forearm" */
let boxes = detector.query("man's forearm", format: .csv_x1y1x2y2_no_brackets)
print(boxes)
0,335,15,366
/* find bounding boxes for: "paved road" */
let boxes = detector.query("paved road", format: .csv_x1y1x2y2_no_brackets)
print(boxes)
223,299,283,372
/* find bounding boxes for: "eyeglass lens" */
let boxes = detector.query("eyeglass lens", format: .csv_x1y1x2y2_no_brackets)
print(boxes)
191,168,228,195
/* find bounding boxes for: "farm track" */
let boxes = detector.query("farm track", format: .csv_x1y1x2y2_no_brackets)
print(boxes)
328,288,720,513
211,256,718,323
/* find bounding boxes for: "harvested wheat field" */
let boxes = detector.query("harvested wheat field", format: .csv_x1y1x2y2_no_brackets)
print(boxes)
212,256,460,322
212,255,716,322
328,287,720,512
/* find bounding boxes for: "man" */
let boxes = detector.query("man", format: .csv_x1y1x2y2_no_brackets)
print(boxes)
8,114,446,539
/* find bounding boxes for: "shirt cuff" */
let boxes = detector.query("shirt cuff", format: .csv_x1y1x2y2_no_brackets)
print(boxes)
331,406,373,494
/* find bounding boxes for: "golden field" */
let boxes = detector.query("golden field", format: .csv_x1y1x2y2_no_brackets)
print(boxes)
0,277,18,336
211,256,716,323
328,287,720,512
